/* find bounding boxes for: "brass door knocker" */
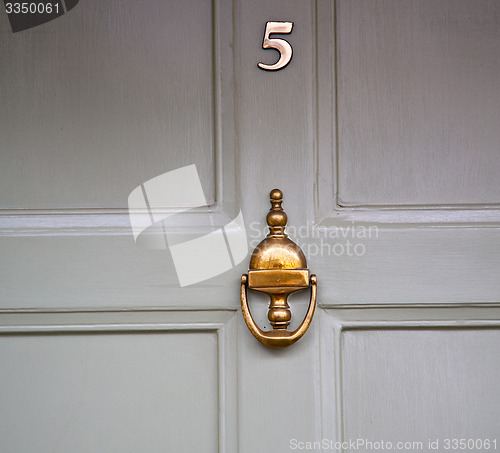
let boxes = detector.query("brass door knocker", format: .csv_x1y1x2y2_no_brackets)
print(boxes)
241,189,317,348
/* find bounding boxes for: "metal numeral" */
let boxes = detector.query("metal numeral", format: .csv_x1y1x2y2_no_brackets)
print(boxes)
258,21,294,71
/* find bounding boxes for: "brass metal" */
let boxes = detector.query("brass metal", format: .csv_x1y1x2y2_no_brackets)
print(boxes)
241,189,317,348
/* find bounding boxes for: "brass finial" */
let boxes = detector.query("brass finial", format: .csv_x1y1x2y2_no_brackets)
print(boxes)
267,189,287,237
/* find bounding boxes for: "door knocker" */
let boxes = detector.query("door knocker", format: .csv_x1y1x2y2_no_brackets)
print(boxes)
240,189,317,348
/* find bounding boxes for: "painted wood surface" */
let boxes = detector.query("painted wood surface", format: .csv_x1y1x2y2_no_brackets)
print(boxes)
0,310,237,453
343,328,500,443
320,307,500,450
1,332,218,451
0,0,215,209
336,0,500,207
0,0,499,451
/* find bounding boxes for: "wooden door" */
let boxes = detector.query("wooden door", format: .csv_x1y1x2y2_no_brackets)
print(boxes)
1,1,500,452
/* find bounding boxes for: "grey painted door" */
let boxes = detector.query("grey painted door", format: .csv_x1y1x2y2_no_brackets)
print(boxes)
1,1,499,452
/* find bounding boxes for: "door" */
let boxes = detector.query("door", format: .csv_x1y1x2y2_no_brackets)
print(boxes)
1,1,500,452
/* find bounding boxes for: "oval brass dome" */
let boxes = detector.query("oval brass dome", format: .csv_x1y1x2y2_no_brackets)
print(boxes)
250,236,307,270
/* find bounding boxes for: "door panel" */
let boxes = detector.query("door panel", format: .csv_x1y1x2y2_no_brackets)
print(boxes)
320,307,500,450
0,311,237,452
342,328,500,442
336,0,500,206
1,333,218,451
0,0,216,209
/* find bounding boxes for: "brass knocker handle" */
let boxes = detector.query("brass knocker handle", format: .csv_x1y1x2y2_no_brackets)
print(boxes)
241,274,317,348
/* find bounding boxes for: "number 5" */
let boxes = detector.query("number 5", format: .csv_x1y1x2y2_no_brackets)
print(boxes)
258,21,294,71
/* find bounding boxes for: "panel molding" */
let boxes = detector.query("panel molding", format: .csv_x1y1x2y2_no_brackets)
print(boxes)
0,309,238,453
319,306,500,446
314,0,500,226
0,208,234,237
0,0,239,238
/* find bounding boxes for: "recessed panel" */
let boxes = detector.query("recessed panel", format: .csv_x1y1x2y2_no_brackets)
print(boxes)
0,331,218,452
342,328,500,447
0,0,215,209
337,0,500,206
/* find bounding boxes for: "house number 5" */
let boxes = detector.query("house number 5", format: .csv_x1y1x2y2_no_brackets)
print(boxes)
258,21,294,71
